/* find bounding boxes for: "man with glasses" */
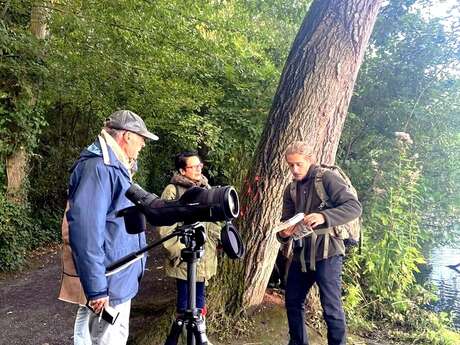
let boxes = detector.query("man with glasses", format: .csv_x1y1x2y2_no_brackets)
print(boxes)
157,151,221,341
60,110,158,345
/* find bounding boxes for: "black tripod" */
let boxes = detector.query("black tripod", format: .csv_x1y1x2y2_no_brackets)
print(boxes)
106,222,210,345
164,223,209,345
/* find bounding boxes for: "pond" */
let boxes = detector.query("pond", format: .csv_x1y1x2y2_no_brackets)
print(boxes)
420,247,460,329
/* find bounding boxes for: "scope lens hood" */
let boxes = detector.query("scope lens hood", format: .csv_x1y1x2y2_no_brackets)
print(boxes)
220,222,245,259
223,187,240,219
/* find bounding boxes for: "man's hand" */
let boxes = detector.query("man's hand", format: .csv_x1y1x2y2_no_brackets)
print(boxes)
304,213,325,229
88,296,109,314
278,225,297,238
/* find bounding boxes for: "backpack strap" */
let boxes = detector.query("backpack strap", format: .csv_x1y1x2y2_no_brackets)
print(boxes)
280,182,298,259
314,168,330,210
307,168,335,271
289,181,297,212
174,184,187,200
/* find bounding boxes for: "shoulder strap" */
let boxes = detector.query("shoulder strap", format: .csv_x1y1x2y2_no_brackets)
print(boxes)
289,181,297,209
174,184,187,200
314,168,329,209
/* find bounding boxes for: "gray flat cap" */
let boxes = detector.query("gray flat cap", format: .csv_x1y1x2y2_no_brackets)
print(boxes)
105,110,159,141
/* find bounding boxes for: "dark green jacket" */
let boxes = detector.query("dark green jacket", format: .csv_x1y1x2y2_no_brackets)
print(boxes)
279,164,362,264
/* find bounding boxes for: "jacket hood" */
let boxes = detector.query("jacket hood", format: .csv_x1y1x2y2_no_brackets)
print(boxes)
69,139,128,177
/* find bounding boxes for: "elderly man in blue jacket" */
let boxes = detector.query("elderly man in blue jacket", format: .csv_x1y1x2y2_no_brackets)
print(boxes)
66,110,158,345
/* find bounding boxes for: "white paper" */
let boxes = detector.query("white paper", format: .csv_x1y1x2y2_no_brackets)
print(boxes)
272,213,305,232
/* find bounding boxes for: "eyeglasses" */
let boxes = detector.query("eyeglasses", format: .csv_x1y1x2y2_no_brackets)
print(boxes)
185,163,204,170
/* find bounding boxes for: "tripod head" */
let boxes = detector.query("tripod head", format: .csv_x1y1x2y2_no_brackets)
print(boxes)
177,222,207,264
178,223,206,252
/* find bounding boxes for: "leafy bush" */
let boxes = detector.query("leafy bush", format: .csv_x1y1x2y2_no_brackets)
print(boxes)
342,137,460,342
0,193,35,270
0,191,62,271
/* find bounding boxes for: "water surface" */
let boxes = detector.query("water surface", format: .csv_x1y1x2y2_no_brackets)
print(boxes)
424,247,460,328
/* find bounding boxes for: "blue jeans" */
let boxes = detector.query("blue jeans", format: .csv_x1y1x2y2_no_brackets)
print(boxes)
176,279,205,313
88,300,131,345
285,256,346,345
74,305,91,345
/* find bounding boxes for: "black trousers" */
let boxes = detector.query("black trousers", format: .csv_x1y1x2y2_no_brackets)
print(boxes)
285,256,346,345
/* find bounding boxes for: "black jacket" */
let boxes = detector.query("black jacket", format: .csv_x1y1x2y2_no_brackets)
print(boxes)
279,164,362,264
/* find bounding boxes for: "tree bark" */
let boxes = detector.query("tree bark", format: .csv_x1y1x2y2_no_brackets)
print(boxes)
6,2,49,202
212,0,382,312
30,2,50,39
6,147,28,203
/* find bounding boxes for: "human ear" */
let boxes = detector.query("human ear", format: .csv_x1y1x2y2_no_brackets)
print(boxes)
122,131,130,143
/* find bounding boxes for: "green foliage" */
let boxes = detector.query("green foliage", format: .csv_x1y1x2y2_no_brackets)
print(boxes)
0,192,33,270
0,186,61,271
0,0,310,269
0,0,48,156
340,2,460,328
339,0,460,245
344,140,425,305
22,0,310,213
343,139,459,343
381,306,460,345
364,144,425,300
24,0,309,198
340,1,460,337
0,1,53,270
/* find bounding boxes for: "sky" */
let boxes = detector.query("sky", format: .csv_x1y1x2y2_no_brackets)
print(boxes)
424,0,460,22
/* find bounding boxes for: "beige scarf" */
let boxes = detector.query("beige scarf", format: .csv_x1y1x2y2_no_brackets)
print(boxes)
99,129,134,177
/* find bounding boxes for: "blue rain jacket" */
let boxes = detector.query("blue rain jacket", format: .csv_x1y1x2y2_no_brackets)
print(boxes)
67,138,146,305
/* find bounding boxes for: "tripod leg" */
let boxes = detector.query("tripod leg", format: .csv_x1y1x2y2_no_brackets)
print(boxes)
186,321,195,345
191,316,208,345
164,319,184,345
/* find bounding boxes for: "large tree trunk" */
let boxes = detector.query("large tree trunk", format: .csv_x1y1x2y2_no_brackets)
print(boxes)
211,0,382,313
30,2,50,39
6,2,49,202
6,147,28,203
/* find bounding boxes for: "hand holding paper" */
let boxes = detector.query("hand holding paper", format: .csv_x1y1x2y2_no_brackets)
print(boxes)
273,213,313,240
304,212,326,228
291,222,313,240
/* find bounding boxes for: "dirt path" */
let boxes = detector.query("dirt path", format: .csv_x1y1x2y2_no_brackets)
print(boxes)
0,246,172,345
0,248,74,345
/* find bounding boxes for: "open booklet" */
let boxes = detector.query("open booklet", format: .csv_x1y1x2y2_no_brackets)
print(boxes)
272,212,313,240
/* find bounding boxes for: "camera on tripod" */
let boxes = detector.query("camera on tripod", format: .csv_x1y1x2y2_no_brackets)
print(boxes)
122,183,239,225
104,183,244,345
118,183,244,260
